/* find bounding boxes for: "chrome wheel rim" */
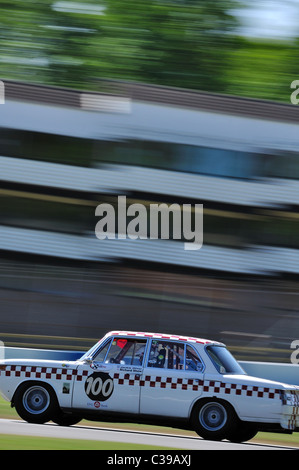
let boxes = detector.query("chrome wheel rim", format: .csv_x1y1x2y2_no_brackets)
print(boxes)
23,386,50,415
199,402,227,431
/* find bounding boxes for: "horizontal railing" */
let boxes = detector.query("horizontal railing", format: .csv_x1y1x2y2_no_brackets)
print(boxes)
4,79,299,123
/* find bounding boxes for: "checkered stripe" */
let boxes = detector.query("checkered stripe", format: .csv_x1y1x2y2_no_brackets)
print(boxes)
113,373,202,390
113,373,282,399
113,373,141,386
109,330,211,344
0,366,283,401
140,375,202,391
1,365,88,381
202,380,281,399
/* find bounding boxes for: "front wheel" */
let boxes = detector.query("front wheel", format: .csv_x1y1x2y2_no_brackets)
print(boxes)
191,399,238,441
14,381,59,424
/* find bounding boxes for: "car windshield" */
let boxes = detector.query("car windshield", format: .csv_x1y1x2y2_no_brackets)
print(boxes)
80,340,102,361
206,345,245,375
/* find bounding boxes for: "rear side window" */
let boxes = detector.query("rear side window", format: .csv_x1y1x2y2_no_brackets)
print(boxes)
186,345,204,371
147,340,204,371
147,341,184,369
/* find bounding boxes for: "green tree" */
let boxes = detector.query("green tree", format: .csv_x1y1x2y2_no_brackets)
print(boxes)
93,0,241,92
0,0,99,88
0,0,241,93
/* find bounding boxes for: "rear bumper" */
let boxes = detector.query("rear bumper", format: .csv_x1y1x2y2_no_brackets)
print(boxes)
281,405,299,431
279,389,299,431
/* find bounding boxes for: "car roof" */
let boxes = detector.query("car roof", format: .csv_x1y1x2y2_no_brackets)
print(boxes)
105,330,223,346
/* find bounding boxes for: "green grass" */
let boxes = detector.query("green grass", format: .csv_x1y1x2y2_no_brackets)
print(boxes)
0,395,17,419
253,432,299,448
0,434,173,450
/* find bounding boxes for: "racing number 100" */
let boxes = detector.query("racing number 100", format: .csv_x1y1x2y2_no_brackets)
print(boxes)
85,372,114,401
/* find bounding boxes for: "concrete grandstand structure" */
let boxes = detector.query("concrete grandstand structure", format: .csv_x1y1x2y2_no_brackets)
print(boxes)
0,79,299,275
0,80,299,362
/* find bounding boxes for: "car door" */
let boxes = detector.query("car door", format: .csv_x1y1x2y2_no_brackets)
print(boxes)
72,336,147,414
140,340,204,418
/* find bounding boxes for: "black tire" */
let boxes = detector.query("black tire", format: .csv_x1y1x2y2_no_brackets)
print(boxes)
14,381,59,424
51,411,81,426
191,399,238,441
228,421,258,443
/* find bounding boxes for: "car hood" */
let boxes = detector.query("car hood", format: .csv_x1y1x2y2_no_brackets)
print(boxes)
0,358,78,369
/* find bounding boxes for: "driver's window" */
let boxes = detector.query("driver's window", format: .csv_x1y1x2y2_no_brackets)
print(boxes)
105,338,147,365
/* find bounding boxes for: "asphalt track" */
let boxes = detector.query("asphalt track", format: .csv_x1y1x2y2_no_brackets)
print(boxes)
0,419,295,450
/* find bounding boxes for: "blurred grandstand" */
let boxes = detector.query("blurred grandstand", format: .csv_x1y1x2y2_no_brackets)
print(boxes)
0,79,299,362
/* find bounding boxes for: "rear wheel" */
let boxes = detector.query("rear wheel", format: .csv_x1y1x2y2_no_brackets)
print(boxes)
191,399,238,441
14,382,59,424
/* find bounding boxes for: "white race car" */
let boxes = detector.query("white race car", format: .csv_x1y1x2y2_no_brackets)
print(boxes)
0,330,298,442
